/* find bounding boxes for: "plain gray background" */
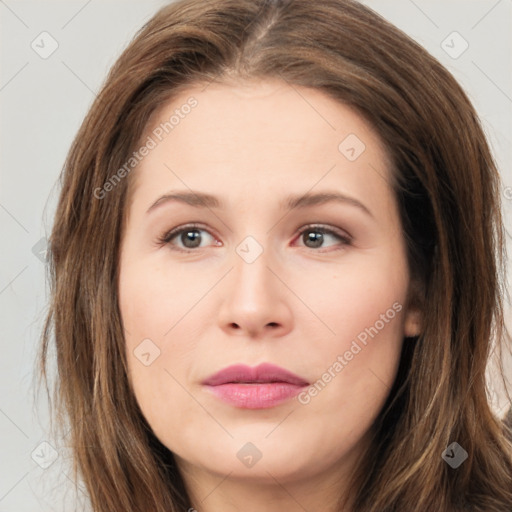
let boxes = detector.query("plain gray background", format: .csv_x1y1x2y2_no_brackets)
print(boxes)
1,1,511,510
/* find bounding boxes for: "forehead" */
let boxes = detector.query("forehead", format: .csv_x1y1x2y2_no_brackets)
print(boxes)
127,79,393,214
146,78,388,159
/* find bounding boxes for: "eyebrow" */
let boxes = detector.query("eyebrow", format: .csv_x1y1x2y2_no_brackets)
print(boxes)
146,190,373,218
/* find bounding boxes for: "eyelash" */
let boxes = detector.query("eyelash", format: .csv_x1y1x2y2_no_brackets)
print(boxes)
156,223,352,254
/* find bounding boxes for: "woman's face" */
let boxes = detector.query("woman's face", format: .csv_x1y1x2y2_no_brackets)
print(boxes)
118,79,421,493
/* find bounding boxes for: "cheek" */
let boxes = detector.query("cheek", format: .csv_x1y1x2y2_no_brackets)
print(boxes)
295,263,407,427
119,256,209,420
119,261,177,401
119,257,199,344
300,256,407,348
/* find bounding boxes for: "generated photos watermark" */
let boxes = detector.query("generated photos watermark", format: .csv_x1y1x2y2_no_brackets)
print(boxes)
93,96,198,200
297,301,403,405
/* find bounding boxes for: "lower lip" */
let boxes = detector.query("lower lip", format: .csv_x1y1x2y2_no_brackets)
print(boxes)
204,383,307,409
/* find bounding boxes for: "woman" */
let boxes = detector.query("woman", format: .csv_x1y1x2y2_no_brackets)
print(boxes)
39,0,512,510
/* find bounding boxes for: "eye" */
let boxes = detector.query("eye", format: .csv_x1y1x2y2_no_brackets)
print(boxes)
294,224,352,251
157,223,352,253
157,223,220,252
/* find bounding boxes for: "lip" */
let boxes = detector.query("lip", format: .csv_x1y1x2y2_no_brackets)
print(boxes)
202,363,309,409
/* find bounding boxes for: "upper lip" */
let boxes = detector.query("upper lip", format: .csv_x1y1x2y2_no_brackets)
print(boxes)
202,363,309,386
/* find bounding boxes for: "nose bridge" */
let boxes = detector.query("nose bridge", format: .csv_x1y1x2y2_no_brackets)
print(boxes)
231,233,276,303
216,231,291,337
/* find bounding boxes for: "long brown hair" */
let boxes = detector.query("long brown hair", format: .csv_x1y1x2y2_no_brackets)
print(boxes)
38,0,512,510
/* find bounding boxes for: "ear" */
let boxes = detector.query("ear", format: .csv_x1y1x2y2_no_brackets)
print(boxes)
404,306,422,338
403,277,424,338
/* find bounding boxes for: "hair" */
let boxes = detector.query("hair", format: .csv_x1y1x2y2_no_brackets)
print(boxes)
38,0,512,510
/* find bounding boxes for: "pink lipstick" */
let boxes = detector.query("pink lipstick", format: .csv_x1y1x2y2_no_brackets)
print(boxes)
202,363,309,409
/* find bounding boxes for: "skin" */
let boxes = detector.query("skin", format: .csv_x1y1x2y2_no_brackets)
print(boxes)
118,78,422,512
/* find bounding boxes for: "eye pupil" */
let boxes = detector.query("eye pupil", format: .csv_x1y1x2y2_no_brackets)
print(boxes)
182,230,201,248
304,231,323,248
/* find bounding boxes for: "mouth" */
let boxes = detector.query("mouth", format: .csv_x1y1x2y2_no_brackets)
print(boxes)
202,363,309,409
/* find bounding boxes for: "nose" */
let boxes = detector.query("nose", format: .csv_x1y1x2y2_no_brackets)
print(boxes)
217,243,293,340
